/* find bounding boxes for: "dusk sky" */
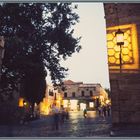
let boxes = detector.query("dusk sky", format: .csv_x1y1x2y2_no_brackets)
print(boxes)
48,3,110,89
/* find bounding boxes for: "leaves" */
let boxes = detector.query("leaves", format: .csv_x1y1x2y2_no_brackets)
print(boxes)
0,3,81,103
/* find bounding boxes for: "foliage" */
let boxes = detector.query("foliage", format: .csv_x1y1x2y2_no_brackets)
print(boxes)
0,3,81,104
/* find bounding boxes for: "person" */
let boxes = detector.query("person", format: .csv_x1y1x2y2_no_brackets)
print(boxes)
98,106,102,116
102,105,107,118
51,104,60,130
106,105,111,116
83,108,87,118
65,108,69,120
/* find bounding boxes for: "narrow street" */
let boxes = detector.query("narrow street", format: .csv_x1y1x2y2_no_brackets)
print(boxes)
0,111,111,137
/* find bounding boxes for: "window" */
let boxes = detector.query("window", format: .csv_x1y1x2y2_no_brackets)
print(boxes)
64,92,67,98
81,91,84,97
90,90,93,96
72,92,75,97
49,90,53,96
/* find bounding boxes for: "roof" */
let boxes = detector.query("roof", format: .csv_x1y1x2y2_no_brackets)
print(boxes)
79,83,101,88
64,80,83,85
64,80,74,84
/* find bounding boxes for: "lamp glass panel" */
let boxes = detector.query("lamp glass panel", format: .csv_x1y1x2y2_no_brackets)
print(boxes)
116,33,124,44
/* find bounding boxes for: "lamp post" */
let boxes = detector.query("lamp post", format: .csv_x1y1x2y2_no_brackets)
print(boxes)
115,28,124,123
115,29,124,73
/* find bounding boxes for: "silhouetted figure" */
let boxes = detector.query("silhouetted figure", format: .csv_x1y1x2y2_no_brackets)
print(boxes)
65,108,69,120
98,106,102,116
102,105,107,118
106,105,111,116
83,109,87,118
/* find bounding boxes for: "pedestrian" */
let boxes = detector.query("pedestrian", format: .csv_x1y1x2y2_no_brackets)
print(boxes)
106,105,111,116
83,108,87,118
98,106,102,116
65,108,69,120
51,103,60,130
102,105,107,118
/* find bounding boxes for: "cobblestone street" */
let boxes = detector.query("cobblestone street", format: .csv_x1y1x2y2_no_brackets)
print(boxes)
0,111,111,137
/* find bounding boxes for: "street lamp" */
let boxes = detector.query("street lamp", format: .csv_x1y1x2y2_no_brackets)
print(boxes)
115,29,124,73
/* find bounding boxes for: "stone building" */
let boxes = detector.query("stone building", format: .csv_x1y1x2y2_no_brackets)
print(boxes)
62,80,108,111
104,3,140,132
40,84,63,115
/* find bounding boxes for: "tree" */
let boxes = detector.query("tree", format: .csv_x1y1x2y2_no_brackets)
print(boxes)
0,3,81,105
23,54,47,112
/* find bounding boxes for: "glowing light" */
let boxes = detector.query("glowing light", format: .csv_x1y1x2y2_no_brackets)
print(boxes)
109,57,116,63
40,101,50,115
23,101,27,106
70,100,78,110
122,48,129,55
80,103,86,111
115,29,124,46
89,102,94,108
106,99,110,104
107,24,139,70
63,100,68,108
99,95,104,103
108,49,115,56
18,98,24,107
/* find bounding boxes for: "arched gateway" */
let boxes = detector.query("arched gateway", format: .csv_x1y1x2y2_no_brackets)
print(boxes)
104,3,140,135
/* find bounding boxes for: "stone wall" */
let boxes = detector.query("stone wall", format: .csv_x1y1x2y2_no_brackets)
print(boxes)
104,3,140,125
110,73,140,124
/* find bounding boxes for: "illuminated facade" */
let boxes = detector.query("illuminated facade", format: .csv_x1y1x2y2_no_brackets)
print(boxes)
62,80,108,111
40,84,63,115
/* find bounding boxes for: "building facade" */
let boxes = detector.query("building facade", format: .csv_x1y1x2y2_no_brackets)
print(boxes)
104,3,140,128
40,84,63,115
62,80,108,111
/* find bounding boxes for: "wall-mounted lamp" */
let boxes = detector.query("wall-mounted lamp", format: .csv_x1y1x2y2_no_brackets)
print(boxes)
115,29,124,46
115,28,124,73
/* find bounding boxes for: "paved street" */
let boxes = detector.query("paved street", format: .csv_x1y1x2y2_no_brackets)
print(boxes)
0,111,111,137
